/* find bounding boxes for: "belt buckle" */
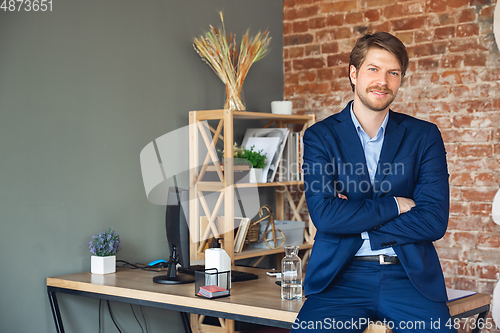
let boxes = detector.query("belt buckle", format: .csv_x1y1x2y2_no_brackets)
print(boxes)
379,255,391,265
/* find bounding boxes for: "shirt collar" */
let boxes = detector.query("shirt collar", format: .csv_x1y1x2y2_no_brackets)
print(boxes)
349,102,390,138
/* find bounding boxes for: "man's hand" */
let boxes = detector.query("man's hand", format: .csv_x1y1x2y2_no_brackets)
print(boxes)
339,193,415,214
396,197,415,214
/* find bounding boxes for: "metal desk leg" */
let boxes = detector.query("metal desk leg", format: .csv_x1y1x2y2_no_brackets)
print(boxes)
180,312,192,333
471,305,490,333
47,289,65,333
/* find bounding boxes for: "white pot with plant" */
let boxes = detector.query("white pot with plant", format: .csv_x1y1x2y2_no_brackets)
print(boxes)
88,228,121,274
236,145,267,183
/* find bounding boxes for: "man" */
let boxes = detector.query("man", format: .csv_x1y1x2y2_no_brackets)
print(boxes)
293,32,455,332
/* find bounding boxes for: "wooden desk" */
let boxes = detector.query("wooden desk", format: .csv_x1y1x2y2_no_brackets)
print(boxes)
47,267,490,333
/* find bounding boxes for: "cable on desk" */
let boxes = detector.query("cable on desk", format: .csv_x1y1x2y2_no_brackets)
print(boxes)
99,300,103,333
116,259,168,272
130,304,146,333
107,301,123,333
140,306,149,333
116,260,149,270
99,297,148,333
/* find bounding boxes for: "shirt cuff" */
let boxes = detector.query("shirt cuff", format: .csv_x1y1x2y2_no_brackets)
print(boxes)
361,231,369,240
394,196,400,215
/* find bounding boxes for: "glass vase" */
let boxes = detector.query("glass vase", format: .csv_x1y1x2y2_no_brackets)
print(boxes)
224,85,245,111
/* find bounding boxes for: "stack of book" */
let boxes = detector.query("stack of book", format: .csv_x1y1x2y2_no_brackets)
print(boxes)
240,128,304,183
198,285,229,298
276,131,304,182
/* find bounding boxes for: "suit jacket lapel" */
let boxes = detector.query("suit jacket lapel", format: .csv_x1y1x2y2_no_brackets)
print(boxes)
335,104,372,187
373,110,406,194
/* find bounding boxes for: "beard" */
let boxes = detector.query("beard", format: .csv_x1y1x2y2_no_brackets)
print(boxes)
356,84,396,112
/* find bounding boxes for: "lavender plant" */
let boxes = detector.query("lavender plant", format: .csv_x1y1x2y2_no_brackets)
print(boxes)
88,228,121,257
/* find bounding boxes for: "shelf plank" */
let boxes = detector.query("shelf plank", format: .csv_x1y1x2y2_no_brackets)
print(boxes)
196,181,225,191
231,111,314,122
195,181,304,191
190,110,226,121
234,243,313,260
190,110,315,123
235,181,304,188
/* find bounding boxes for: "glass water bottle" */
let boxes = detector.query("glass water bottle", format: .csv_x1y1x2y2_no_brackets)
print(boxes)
281,245,302,300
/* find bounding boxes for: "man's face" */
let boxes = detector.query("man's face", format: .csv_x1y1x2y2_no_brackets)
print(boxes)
349,47,402,112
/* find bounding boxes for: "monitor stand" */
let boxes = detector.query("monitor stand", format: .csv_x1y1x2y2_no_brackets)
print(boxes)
153,246,195,285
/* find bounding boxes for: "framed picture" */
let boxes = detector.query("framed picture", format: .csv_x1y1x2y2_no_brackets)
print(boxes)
234,217,251,253
242,128,290,182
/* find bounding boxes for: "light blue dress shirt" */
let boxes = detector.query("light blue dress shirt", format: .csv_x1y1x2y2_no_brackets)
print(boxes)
349,106,398,257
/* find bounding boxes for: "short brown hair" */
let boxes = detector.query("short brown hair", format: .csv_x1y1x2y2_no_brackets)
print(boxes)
348,32,409,91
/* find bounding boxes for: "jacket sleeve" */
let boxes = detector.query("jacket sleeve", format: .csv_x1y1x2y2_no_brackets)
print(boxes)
368,124,450,249
303,127,399,236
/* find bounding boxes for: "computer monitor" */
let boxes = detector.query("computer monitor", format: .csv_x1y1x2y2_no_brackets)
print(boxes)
153,186,195,284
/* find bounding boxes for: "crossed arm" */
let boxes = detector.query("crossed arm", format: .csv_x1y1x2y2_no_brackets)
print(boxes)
303,124,449,247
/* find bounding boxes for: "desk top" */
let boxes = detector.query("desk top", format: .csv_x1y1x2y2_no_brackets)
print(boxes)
47,266,490,325
447,291,490,317
47,266,302,324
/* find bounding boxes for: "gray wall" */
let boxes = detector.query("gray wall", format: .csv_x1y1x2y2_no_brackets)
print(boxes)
0,1,283,332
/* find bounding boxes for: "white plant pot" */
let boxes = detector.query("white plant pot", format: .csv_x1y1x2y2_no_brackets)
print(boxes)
91,255,116,274
249,168,263,183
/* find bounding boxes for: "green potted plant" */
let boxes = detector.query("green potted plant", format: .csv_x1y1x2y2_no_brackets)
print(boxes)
236,145,267,183
88,228,121,274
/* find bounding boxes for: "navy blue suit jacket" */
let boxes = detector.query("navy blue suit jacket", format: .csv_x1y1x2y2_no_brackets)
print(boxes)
302,102,450,302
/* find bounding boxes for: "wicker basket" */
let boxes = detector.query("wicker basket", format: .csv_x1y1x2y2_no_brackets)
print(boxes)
245,223,260,243
245,205,273,246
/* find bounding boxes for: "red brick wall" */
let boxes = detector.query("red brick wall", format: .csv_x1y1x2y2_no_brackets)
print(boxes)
284,0,500,329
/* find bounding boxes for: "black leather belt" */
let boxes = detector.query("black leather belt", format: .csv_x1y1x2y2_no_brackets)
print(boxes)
354,255,400,265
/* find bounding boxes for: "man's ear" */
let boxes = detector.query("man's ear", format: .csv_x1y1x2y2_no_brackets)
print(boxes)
349,65,357,86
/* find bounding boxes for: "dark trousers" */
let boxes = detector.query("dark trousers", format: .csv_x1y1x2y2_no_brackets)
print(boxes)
291,260,456,332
